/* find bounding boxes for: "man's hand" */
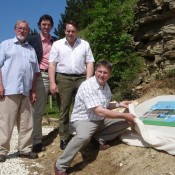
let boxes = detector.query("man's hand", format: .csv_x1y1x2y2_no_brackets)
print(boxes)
49,82,59,95
119,101,132,108
30,91,37,104
122,113,136,125
0,84,5,99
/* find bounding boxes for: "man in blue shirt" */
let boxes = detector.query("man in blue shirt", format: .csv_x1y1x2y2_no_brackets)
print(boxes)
0,20,40,162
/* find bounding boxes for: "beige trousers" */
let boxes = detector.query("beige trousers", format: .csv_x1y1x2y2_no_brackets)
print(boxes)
0,95,33,155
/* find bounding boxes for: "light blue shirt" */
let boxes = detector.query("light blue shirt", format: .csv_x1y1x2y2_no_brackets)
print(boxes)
0,37,40,96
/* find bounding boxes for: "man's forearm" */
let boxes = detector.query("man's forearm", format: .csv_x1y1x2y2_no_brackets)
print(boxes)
86,62,94,79
48,63,56,83
0,68,3,84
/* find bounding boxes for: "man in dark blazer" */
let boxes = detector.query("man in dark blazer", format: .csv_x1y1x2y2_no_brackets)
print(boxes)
28,14,57,153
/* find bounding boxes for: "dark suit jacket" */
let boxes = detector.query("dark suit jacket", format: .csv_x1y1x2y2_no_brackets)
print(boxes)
27,34,57,64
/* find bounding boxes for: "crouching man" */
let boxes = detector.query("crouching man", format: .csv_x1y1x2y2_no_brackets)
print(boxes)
54,60,136,175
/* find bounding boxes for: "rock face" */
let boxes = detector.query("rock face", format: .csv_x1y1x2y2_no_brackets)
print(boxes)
134,0,175,79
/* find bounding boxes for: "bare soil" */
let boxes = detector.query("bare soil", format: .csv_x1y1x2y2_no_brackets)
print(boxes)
27,77,175,175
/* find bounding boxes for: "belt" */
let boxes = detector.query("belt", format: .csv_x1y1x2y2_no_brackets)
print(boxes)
40,69,48,72
58,73,85,77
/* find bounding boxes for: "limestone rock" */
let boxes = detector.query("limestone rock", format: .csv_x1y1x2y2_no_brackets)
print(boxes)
134,0,175,79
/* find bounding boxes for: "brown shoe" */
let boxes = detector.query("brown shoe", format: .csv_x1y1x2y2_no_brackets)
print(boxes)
90,137,110,150
99,144,110,150
54,163,67,175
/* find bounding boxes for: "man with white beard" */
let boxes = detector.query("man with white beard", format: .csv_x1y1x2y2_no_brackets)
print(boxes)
0,20,39,162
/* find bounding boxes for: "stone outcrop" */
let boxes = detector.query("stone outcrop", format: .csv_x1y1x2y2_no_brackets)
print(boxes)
134,0,175,79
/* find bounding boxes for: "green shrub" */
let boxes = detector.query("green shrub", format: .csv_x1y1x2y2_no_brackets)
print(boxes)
44,95,59,118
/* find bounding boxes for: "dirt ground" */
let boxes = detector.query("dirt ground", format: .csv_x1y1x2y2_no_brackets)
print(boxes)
27,77,175,175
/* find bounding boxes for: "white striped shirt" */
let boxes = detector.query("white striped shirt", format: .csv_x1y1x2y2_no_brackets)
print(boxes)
71,76,111,122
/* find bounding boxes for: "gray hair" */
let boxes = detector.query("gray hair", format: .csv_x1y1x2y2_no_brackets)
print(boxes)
14,20,29,30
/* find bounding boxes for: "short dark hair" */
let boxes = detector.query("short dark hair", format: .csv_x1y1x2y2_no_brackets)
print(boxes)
38,14,54,30
64,20,79,30
95,60,112,72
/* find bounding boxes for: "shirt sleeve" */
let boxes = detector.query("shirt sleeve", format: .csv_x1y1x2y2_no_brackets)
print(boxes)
34,53,40,73
49,42,59,63
0,42,6,68
85,41,95,63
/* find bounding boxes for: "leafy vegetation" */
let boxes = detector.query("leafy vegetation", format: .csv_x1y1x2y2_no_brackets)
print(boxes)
44,95,59,118
54,0,145,100
29,28,38,35
154,68,175,80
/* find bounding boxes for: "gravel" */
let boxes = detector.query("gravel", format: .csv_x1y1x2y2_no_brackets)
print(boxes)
0,126,54,175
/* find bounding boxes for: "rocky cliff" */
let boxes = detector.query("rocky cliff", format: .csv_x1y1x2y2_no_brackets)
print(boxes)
134,0,175,79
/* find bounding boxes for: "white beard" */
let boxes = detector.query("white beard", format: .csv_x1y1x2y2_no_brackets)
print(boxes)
16,35,26,43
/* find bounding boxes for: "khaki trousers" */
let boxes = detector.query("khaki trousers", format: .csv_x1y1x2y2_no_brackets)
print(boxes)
0,95,33,155
56,118,130,172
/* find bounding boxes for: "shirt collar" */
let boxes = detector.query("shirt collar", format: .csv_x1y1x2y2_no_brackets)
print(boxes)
13,36,29,46
40,33,51,42
64,37,80,46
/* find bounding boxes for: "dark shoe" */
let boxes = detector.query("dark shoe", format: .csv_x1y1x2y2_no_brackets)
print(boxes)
0,155,6,162
32,143,45,153
18,151,38,159
60,140,68,150
54,163,67,175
